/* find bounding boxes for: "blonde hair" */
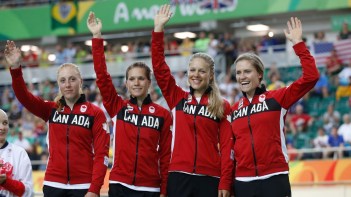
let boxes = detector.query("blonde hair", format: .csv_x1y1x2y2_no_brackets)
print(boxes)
189,53,224,119
54,63,83,111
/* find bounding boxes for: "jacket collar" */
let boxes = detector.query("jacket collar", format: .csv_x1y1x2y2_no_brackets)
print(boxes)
0,141,9,149
189,86,212,96
129,94,152,105
59,94,87,106
242,84,267,98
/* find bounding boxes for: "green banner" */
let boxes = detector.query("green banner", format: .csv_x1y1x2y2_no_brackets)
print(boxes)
0,0,350,40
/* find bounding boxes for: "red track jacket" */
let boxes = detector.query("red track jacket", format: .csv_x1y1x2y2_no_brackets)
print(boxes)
231,42,319,177
92,38,172,195
152,31,234,191
10,67,110,194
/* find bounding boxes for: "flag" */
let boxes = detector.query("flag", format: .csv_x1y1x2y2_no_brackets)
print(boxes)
334,39,351,64
313,39,351,66
312,42,334,66
51,1,78,32
199,0,236,9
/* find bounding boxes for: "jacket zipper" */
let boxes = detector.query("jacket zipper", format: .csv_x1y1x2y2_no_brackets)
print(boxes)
67,108,74,183
132,107,142,184
192,96,201,173
247,103,258,176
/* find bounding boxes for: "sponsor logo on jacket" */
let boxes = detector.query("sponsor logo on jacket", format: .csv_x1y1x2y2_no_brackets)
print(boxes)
50,111,93,129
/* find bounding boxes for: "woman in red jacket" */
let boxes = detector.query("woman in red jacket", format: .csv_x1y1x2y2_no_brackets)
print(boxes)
87,12,172,197
231,17,319,197
152,5,234,197
4,41,110,197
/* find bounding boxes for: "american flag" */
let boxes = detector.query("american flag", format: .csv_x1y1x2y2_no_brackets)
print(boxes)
313,39,351,66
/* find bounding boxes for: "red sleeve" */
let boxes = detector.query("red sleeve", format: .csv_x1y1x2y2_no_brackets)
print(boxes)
158,110,172,195
151,31,186,109
92,38,125,117
218,101,234,191
88,106,110,194
10,67,52,121
279,42,320,108
2,178,25,196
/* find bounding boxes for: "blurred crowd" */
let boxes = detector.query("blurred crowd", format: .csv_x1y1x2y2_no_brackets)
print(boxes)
0,21,351,171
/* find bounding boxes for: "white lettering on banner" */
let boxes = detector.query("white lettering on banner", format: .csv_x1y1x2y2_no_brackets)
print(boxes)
114,2,129,23
113,2,237,24
132,5,159,20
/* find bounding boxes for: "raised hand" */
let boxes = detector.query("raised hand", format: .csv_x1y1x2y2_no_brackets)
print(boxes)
87,11,102,38
284,17,303,45
154,4,172,32
4,40,21,69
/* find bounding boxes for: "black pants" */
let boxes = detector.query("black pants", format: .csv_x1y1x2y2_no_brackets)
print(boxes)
43,185,88,197
233,174,291,197
167,172,219,197
109,183,160,197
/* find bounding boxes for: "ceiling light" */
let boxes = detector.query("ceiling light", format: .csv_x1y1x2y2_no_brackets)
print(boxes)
48,54,56,61
246,24,269,32
121,45,129,53
174,32,196,39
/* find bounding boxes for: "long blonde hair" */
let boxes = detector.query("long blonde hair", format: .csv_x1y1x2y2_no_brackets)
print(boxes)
54,63,83,111
189,53,224,119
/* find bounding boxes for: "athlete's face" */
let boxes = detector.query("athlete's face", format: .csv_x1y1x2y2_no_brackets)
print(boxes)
188,57,212,96
126,67,151,99
57,66,82,104
0,110,9,144
235,59,262,99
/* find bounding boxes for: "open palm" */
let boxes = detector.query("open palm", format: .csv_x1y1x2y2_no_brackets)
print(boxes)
284,17,303,45
87,11,102,36
4,40,21,68
154,4,172,31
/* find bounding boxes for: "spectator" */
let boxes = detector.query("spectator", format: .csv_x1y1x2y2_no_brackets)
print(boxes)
22,50,38,68
267,72,285,90
326,49,343,77
327,126,344,159
207,32,219,58
322,104,340,133
194,31,210,52
338,22,351,40
312,127,329,159
338,114,351,156
290,104,314,134
63,42,76,63
310,71,329,99
39,48,50,67
313,31,326,42
335,58,351,100
13,132,32,153
179,37,194,57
